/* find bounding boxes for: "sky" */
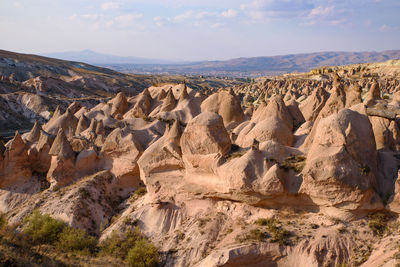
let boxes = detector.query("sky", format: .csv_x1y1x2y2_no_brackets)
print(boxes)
0,0,399,61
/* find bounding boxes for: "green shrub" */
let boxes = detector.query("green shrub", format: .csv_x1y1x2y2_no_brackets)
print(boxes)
280,155,306,173
253,217,291,245
56,227,97,255
254,218,277,227
100,227,143,259
367,212,393,236
23,210,65,244
135,187,147,197
126,239,159,267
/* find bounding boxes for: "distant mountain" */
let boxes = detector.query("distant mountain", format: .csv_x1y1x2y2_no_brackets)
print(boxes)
42,49,176,65
104,50,400,77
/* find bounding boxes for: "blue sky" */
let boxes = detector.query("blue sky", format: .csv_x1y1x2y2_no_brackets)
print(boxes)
0,0,399,60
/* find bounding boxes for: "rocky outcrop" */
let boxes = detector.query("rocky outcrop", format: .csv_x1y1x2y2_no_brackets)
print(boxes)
100,127,143,188
300,108,381,210
180,112,231,172
201,89,245,127
0,131,31,188
47,129,76,188
110,92,128,118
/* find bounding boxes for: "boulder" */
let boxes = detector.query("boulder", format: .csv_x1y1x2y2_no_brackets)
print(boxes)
201,89,245,126
180,112,231,172
101,127,143,188
110,92,128,117
300,108,381,210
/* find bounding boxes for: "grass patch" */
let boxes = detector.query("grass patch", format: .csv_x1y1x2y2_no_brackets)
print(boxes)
135,187,147,197
254,217,291,245
279,155,306,173
367,212,394,236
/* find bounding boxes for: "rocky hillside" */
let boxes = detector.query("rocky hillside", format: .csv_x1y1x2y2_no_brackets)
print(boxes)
1,60,400,266
0,50,243,136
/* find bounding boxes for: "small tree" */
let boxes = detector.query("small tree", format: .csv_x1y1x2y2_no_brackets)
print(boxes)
23,210,65,244
126,239,159,267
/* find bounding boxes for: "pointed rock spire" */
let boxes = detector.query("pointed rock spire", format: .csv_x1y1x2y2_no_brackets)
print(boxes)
157,89,168,101
75,114,88,135
49,129,74,158
25,121,42,143
179,82,189,102
95,120,105,135
160,88,176,112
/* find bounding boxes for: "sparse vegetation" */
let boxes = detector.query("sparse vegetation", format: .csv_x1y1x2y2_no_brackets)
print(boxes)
135,187,147,196
359,165,371,175
280,155,306,173
23,210,65,244
126,239,159,267
254,217,291,245
367,212,394,236
56,227,97,255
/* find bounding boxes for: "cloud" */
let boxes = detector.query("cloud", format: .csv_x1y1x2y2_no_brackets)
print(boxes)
221,9,238,18
101,2,120,10
173,10,194,23
114,13,143,26
308,6,334,18
379,24,389,32
240,0,314,21
306,5,349,26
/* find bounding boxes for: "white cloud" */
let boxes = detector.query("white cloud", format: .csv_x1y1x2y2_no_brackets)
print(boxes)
221,9,238,18
379,24,389,32
308,6,334,18
195,11,216,20
115,13,143,26
101,2,120,10
240,0,314,21
306,5,348,26
173,10,194,23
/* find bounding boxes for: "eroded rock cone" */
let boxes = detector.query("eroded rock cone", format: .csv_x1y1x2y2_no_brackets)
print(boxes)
101,127,143,188
160,88,176,112
0,131,31,188
285,99,305,130
33,130,54,173
366,81,382,105
95,120,105,135
253,95,293,131
25,121,42,144
47,129,75,188
180,112,231,172
346,82,362,107
80,119,97,142
111,92,128,117
44,108,78,137
67,101,82,114
52,105,62,121
138,120,184,188
156,88,168,101
49,129,74,158
201,89,245,127
75,114,88,136
299,87,330,122
300,108,381,210
179,83,190,103
129,89,152,118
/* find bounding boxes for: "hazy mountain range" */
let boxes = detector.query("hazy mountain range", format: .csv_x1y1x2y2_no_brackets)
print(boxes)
43,49,400,77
